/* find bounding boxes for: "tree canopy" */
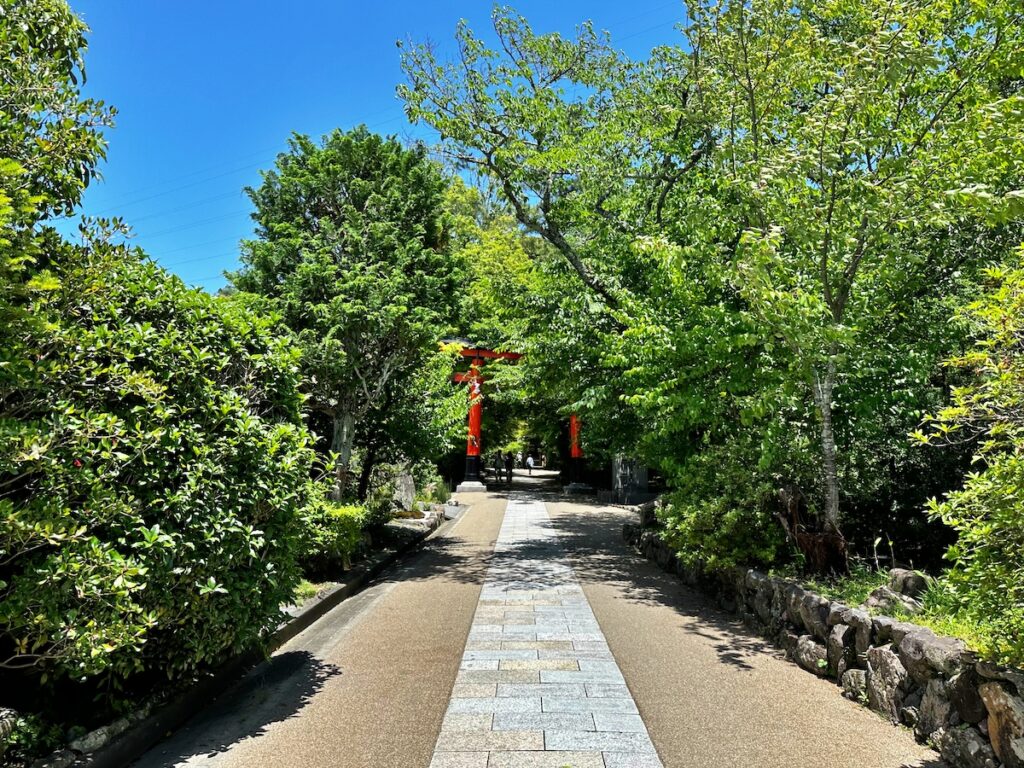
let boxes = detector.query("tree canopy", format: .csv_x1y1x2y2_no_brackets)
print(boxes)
231,127,464,499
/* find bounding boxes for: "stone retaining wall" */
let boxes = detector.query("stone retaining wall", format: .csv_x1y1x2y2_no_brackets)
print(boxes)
623,522,1024,768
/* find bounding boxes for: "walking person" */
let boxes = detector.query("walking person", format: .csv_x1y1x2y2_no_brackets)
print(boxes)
492,451,503,482
526,454,534,475
504,452,514,483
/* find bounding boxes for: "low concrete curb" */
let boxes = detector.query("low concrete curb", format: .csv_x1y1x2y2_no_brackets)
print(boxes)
52,509,450,768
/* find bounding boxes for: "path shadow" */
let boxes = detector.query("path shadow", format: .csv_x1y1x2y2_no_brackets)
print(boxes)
131,651,340,767
542,500,786,673
381,480,784,674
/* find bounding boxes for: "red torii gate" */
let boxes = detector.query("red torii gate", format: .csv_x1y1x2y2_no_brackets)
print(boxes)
449,342,585,491
451,344,521,491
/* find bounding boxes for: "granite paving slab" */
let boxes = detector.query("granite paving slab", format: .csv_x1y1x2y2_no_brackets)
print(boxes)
429,497,664,768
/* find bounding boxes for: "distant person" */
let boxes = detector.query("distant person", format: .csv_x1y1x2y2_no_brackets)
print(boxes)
492,451,503,482
526,454,535,475
515,451,523,467
504,452,514,482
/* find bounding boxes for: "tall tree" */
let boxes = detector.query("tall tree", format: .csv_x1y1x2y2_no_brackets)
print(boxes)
402,3,1024,569
231,127,462,499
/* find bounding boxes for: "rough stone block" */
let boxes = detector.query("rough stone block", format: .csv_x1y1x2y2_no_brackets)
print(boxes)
977,661,1024,697
936,726,998,768
979,682,1024,768
899,629,966,684
794,635,829,677
842,669,868,702
827,623,855,676
800,592,832,641
888,568,930,598
917,678,954,740
840,607,873,654
866,645,909,723
949,669,988,725
827,602,849,627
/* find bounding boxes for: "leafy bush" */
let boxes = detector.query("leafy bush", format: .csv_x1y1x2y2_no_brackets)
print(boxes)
919,263,1024,666
0,713,63,767
658,441,790,570
0,234,314,688
298,490,367,576
413,462,450,504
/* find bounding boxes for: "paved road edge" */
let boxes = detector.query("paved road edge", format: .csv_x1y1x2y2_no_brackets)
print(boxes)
59,509,454,768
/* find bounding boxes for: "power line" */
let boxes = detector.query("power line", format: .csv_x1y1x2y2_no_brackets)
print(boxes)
159,250,240,269
137,208,252,239
92,163,266,217
128,190,246,225
90,109,410,216
150,236,240,257
603,0,683,31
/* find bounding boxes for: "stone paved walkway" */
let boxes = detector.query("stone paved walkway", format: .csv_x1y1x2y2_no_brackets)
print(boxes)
429,497,663,768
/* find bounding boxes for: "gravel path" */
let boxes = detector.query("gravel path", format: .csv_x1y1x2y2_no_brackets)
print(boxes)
130,478,937,768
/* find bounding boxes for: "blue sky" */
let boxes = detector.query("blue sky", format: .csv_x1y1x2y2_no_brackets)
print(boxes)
67,1,686,292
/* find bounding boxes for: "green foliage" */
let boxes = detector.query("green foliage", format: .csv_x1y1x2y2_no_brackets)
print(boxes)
402,1,1024,573
0,235,314,684
1,712,64,767
231,127,463,500
298,491,366,576
349,461,394,527
0,0,114,218
803,563,889,607
293,579,328,605
920,262,1024,666
658,446,789,570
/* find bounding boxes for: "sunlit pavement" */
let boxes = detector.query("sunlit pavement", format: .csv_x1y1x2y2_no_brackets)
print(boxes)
131,475,937,768
428,496,662,768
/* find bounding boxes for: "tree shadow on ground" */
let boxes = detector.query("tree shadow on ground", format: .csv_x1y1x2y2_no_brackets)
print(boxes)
377,475,785,674
131,651,340,768
542,499,786,673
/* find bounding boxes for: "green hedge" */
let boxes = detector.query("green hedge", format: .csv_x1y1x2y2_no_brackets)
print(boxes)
298,492,367,576
920,264,1024,667
0,236,315,686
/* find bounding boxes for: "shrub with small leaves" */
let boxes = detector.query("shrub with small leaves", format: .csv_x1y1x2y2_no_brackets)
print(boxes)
919,261,1024,666
298,489,367,576
0,233,315,686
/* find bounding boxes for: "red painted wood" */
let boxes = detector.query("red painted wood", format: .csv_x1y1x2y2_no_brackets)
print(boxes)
570,414,584,459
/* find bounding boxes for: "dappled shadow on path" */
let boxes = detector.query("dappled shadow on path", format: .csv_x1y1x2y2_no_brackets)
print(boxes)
544,499,786,673
381,478,785,674
132,651,340,768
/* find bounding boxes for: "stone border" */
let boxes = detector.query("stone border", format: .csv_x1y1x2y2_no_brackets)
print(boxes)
32,508,448,768
623,521,1024,768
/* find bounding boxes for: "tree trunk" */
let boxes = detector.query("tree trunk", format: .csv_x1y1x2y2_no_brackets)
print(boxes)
356,441,379,502
812,360,841,535
331,411,356,502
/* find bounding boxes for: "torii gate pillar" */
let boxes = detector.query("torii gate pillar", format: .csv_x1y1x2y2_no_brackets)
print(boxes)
450,344,521,493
